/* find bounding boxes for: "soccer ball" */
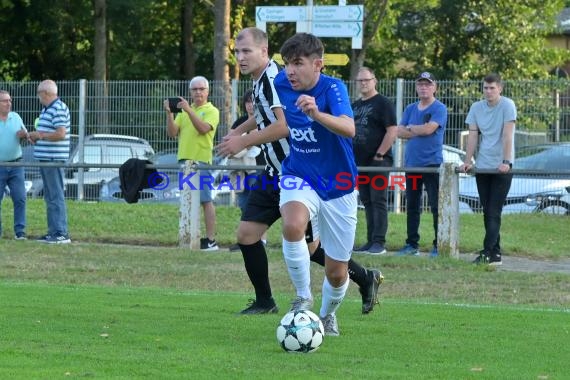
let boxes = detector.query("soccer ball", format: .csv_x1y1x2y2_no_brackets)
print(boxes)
276,310,324,353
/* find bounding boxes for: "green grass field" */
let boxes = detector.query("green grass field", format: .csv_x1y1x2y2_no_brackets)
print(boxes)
0,200,569,379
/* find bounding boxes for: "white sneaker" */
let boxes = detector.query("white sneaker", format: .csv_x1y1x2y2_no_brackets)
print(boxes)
321,313,340,336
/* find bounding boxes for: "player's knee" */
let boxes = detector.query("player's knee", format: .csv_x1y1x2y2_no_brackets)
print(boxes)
237,223,261,245
325,266,348,287
282,220,306,241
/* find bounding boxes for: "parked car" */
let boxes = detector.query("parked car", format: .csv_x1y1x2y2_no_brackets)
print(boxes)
358,144,467,210
21,134,154,200
99,151,230,204
458,143,570,214
65,134,155,200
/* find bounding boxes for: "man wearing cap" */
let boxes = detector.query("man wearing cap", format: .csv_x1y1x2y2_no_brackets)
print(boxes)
396,72,448,257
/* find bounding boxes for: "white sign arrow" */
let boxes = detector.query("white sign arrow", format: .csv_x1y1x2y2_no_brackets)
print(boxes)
256,6,307,22
312,22,363,38
313,5,363,21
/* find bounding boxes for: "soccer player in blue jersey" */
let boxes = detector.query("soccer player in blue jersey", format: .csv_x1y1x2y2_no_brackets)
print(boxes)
274,33,358,336
217,27,382,316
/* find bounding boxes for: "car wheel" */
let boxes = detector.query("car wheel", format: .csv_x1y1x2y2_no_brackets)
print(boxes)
538,200,570,215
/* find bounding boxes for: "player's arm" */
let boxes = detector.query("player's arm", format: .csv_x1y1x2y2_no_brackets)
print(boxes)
296,94,355,137
240,107,288,146
230,115,258,136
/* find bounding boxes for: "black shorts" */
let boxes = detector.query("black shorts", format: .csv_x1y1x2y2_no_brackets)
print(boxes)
241,173,315,243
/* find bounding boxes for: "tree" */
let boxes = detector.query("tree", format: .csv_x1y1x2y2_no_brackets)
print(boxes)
93,0,107,81
213,0,232,134
393,0,570,79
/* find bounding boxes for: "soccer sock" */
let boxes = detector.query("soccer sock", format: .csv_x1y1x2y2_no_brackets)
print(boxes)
320,276,349,318
310,243,368,288
239,241,273,305
347,259,368,288
309,243,325,265
282,238,312,300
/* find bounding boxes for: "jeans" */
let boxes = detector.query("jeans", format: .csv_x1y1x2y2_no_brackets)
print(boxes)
405,169,439,248
358,158,393,245
475,173,513,254
40,164,68,236
0,165,26,235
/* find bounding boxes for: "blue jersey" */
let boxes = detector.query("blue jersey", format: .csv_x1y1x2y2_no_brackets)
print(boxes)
274,71,357,200
401,99,447,167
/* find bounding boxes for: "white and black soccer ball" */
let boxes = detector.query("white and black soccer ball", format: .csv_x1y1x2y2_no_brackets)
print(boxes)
276,310,324,353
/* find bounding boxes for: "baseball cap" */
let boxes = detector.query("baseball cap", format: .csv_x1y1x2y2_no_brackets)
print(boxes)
416,72,436,83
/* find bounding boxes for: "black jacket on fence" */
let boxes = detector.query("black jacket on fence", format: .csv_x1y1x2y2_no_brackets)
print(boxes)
119,158,161,204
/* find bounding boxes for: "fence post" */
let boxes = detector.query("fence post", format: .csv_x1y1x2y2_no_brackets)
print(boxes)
76,79,87,201
437,162,459,258
179,160,200,249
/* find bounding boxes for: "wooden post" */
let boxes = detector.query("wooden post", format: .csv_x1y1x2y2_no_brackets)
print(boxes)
437,162,459,258
179,160,200,249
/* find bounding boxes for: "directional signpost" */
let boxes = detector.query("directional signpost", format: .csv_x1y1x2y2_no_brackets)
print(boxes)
255,6,307,32
272,53,350,67
256,4,364,49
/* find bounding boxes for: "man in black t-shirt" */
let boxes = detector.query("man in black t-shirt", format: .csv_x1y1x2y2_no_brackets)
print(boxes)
352,67,398,255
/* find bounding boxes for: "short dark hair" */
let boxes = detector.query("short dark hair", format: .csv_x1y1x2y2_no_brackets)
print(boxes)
484,73,502,85
241,89,253,112
280,33,324,63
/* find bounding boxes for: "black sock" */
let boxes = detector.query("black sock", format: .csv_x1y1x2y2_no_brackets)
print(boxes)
239,241,273,305
310,243,368,288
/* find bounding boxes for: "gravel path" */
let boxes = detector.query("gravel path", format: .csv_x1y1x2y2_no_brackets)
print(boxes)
458,253,570,274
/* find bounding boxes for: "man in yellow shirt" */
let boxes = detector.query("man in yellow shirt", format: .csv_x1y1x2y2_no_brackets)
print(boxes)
164,76,220,250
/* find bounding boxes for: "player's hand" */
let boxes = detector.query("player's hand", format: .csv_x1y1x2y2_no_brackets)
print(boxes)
295,95,318,118
216,135,245,157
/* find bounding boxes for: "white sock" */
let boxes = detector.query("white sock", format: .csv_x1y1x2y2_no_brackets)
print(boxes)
320,276,349,318
282,238,312,300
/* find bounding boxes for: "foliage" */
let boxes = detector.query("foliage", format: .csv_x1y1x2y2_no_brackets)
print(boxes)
1,0,570,81
393,0,570,80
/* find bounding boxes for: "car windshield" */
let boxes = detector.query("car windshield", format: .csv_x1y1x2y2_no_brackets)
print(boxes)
515,145,570,171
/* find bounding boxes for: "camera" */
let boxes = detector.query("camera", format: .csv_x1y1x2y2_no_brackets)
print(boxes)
167,97,181,113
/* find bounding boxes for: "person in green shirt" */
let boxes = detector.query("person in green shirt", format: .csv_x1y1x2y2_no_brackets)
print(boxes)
164,76,220,251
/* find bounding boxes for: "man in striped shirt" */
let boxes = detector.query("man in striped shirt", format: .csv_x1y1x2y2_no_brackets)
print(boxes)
28,80,71,244
218,27,382,316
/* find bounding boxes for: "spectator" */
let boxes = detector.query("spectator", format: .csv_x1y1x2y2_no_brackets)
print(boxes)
0,90,29,240
459,73,516,266
163,76,220,251
351,67,398,255
28,80,72,244
274,32,359,336
396,72,447,257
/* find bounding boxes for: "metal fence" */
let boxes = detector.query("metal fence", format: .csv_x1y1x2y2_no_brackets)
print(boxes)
2,78,570,209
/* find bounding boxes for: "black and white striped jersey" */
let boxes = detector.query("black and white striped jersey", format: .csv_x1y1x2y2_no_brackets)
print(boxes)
252,59,290,177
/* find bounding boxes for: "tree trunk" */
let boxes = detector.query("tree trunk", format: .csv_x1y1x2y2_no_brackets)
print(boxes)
93,0,109,133
213,0,231,137
93,0,106,81
183,0,195,79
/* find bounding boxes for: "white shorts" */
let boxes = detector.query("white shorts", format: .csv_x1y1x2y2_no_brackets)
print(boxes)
279,176,357,262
